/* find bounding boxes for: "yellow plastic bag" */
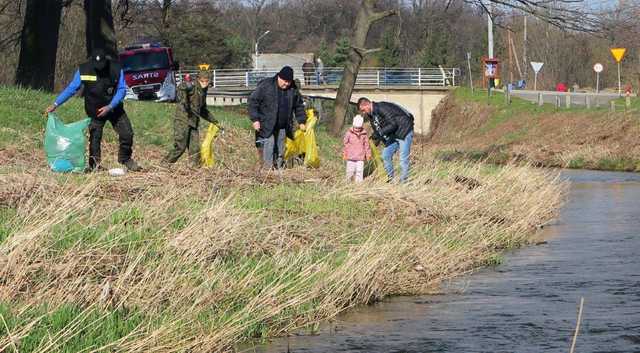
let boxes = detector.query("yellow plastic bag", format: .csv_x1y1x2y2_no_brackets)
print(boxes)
302,110,319,168
364,139,386,178
200,123,220,167
284,108,320,168
284,130,304,160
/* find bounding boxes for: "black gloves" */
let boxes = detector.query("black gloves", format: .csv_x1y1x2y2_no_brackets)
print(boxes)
370,131,381,146
372,131,394,146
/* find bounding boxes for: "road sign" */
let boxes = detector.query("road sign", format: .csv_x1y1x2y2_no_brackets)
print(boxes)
530,62,544,90
593,63,603,93
530,61,544,73
593,63,603,73
610,48,626,95
610,48,626,63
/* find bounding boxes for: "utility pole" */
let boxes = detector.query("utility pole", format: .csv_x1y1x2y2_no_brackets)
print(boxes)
467,52,474,92
508,28,513,83
487,3,494,58
523,15,528,80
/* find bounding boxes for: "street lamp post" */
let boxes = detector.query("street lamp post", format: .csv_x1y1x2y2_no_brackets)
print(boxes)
254,30,270,70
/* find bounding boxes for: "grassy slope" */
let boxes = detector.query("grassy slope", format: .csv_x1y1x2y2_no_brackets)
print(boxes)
429,87,640,171
0,86,563,352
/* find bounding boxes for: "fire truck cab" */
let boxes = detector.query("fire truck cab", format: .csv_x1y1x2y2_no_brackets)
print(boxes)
119,43,177,101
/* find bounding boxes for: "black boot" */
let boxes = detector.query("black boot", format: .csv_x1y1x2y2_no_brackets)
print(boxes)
122,159,142,172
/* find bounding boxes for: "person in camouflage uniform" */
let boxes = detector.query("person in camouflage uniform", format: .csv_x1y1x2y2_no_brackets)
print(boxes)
164,66,219,166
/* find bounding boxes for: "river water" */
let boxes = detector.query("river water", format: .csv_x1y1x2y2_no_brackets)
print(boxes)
246,170,640,353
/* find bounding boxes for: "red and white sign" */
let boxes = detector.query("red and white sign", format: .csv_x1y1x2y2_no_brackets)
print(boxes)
530,62,544,74
593,63,603,73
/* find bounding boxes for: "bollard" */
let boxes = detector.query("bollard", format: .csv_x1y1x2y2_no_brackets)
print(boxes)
626,95,631,109
538,92,543,106
555,96,560,108
610,100,616,112
586,95,591,109
566,95,571,109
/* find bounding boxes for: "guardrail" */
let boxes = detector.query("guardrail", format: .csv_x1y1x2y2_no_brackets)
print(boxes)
508,90,622,108
175,67,460,88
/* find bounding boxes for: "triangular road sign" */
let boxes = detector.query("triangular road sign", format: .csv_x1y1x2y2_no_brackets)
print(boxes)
610,48,626,63
530,62,544,74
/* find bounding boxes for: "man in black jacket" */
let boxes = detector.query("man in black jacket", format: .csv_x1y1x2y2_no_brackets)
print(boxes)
357,97,414,183
248,66,306,169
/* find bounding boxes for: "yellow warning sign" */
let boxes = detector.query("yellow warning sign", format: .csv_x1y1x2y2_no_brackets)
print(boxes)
610,48,626,63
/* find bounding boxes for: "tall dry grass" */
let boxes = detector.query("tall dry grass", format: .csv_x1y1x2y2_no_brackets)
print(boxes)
0,156,565,352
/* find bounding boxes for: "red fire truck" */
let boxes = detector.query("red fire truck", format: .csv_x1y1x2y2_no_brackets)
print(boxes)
119,43,178,101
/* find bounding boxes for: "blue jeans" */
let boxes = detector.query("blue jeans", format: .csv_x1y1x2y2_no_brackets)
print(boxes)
256,129,286,169
382,131,413,183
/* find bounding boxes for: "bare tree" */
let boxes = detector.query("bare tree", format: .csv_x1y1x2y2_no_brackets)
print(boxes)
15,0,64,91
328,0,638,134
469,0,602,32
330,0,396,135
0,0,25,52
249,0,269,40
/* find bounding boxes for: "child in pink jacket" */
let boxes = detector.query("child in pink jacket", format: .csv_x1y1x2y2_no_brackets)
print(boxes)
342,115,371,182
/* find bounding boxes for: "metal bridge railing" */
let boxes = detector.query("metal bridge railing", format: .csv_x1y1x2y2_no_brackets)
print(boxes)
175,67,460,88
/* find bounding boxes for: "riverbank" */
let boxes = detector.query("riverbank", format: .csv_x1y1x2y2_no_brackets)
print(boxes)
254,169,640,352
0,86,563,352
428,88,640,171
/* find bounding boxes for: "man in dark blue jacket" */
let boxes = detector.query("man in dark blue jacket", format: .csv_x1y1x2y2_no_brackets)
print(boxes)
248,66,306,169
358,97,414,183
46,48,141,172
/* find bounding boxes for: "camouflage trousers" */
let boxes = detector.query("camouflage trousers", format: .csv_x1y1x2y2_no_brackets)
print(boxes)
164,120,200,166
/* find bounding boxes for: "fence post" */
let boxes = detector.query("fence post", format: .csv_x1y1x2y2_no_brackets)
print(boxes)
452,69,456,86
418,68,422,86
376,70,380,87
586,95,591,109
555,95,560,108
626,94,631,109
566,94,571,108
505,86,511,105
537,92,543,106
245,71,249,87
610,100,616,112
213,70,217,88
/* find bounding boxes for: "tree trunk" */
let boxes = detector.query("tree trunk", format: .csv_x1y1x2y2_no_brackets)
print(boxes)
15,0,63,91
330,0,395,136
84,0,118,58
161,0,172,28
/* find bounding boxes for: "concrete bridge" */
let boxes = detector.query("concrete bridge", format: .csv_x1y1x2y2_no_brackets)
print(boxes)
301,86,450,135
194,67,459,134
205,86,451,135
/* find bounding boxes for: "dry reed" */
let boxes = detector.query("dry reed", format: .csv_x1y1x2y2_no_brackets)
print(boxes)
0,147,565,352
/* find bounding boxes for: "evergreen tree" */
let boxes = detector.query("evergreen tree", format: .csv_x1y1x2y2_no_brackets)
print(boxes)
317,40,334,67
162,5,234,68
419,31,450,67
377,31,400,67
224,35,251,68
333,37,350,67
